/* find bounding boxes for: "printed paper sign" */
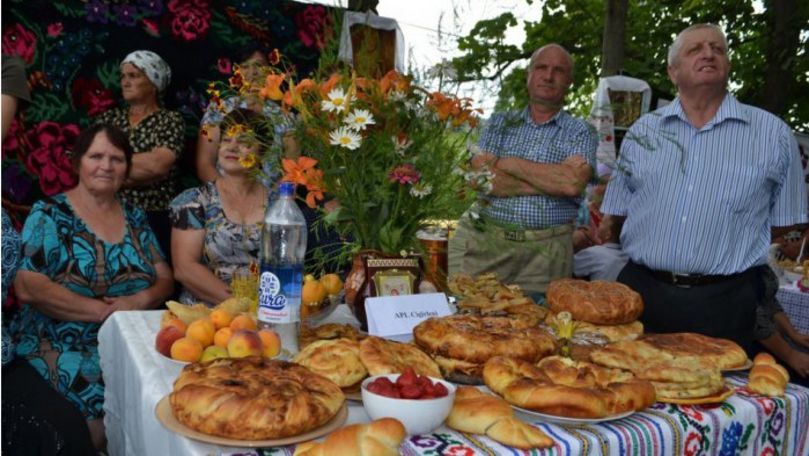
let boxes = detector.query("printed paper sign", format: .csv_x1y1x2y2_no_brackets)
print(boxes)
365,293,452,339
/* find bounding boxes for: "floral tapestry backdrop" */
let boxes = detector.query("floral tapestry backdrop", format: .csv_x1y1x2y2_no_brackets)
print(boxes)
1,0,333,226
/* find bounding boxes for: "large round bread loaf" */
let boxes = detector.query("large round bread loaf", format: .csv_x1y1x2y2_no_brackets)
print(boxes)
547,279,643,325
170,357,344,440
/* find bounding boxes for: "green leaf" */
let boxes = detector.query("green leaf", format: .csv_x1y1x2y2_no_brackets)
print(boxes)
52,2,85,18
27,93,70,122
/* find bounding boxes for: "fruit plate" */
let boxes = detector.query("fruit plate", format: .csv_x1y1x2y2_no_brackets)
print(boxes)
657,385,735,405
511,405,634,425
157,351,189,366
155,396,347,447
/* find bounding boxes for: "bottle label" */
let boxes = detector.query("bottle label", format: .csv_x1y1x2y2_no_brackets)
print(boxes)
257,266,301,324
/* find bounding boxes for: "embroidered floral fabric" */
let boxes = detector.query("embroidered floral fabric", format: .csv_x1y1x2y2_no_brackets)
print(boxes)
1,0,329,220
223,376,808,456
9,193,163,419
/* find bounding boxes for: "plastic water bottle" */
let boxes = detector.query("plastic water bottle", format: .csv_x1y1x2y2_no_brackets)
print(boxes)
257,182,307,337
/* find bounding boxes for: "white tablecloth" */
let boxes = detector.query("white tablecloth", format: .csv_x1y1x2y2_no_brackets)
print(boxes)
98,310,371,456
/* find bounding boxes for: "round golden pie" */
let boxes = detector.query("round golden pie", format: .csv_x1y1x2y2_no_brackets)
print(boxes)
293,338,367,389
170,357,344,440
482,355,656,418
413,315,556,378
359,336,442,378
547,279,643,325
298,323,363,350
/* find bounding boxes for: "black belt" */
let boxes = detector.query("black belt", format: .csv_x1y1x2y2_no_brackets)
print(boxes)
637,263,746,286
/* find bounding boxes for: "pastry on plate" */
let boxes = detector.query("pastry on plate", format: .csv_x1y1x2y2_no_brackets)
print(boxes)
170,357,344,440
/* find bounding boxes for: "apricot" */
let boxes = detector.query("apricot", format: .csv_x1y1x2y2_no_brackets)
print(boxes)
200,345,229,363
258,329,282,358
230,314,257,331
155,326,185,357
320,273,343,296
209,308,234,330
213,327,234,348
227,330,263,358
302,280,327,306
186,318,215,347
170,337,203,362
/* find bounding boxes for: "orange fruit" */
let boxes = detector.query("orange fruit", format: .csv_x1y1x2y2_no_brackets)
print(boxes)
213,327,234,348
302,280,327,305
170,337,203,362
230,314,257,331
320,273,343,296
186,318,215,347
162,317,187,334
209,308,234,330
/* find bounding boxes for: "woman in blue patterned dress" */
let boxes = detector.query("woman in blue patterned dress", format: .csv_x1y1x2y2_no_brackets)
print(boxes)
171,109,272,306
10,124,174,450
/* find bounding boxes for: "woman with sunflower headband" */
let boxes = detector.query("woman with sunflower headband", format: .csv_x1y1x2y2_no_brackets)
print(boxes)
170,109,272,306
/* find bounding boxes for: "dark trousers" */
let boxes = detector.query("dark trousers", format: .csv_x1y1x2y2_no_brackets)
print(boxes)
1,359,96,455
617,261,762,356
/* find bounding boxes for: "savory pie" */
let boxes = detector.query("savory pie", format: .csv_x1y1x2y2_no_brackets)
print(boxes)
359,336,442,378
413,314,556,378
293,338,368,389
546,279,643,325
298,322,363,350
170,357,344,440
482,356,656,418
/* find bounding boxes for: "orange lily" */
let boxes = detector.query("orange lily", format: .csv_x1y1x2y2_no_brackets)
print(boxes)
259,73,285,101
319,73,342,97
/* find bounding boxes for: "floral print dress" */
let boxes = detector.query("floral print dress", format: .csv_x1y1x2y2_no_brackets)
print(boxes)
95,107,185,211
169,182,265,306
9,194,164,419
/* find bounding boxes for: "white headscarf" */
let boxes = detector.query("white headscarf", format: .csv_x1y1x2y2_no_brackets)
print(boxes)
121,50,172,92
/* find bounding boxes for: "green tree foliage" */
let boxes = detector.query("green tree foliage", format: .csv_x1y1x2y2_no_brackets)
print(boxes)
452,0,809,131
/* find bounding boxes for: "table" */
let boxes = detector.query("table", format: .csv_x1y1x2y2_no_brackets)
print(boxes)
99,310,809,456
778,282,809,336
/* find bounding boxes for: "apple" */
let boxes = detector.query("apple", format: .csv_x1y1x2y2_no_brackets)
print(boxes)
155,326,185,357
200,345,229,363
227,330,263,358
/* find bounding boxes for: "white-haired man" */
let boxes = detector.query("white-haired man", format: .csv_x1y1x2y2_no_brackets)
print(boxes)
448,44,597,297
601,24,807,353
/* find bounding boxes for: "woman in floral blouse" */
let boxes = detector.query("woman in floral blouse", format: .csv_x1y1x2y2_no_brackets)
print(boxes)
96,50,185,261
171,109,271,306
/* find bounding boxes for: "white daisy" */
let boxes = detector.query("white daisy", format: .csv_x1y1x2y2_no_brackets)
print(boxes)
321,88,350,113
388,90,407,102
329,127,362,150
410,183,433,198
345,109,375,131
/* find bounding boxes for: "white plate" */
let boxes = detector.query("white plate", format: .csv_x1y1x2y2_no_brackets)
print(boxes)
155,396,347,447
512,406,634,424
157,351,190,365
156,349,293,365
722,359,753,373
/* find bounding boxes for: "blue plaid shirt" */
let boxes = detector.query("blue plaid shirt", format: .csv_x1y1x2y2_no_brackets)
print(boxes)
602,94,808,274
478,108,598,229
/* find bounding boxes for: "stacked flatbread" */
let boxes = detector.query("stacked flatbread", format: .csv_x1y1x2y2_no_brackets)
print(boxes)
449,273,546,326
589,333,747,401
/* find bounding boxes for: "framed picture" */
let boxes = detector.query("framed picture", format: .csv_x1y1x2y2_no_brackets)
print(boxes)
373,269,417,297
365,257,422,298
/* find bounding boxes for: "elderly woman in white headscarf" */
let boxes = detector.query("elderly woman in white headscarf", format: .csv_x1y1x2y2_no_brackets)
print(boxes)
96,50,185,260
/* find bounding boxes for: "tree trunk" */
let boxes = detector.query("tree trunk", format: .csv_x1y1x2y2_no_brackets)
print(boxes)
756,0,798,116
601,0,628,76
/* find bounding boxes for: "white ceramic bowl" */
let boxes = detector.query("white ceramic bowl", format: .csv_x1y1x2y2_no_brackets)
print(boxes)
783,269,803,284
361,374,456,435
